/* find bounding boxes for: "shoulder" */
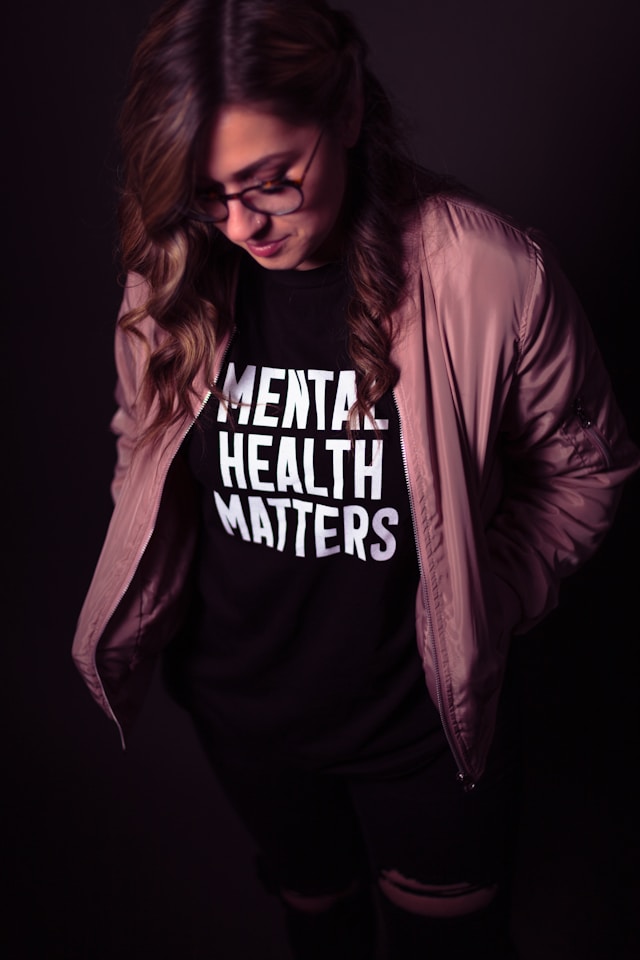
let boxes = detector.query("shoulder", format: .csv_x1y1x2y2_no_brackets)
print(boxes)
113,273,168,399
403,192,555,326
114,272,177,367
409,193,540,275
117,273,164,345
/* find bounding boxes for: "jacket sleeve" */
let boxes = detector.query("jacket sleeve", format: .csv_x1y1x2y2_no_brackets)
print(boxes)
109,275,152,503
485,239,639,634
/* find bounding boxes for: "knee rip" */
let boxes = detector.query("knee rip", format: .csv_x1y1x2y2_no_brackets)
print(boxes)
378,869,498,919
280,878,360,914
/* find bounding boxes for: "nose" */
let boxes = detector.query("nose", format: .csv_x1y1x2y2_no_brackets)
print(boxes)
223,200,268,243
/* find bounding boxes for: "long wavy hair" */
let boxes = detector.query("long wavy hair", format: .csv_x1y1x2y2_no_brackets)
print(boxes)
118,0,434,443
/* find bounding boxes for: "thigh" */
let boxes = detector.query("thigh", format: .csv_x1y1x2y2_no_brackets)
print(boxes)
193,728,368,895
348,731,520,888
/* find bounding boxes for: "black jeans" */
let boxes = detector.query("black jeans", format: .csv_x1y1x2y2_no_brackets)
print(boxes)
190,710,521,959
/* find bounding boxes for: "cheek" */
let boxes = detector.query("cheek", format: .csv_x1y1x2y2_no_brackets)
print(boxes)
305,184,345,235
302,209,332,237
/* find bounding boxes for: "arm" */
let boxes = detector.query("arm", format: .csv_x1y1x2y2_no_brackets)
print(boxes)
486,239,639,634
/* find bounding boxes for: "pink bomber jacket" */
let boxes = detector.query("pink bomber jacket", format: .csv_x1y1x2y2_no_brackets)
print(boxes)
72,195,640,785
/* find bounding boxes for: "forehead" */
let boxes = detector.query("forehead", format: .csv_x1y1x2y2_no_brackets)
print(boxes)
202,104,314,185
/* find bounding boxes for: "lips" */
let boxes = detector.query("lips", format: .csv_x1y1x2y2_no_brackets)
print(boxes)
245,237,288,258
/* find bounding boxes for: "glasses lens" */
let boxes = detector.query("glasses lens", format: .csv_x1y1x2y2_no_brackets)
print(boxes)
190,183,303,222
192,192,228,223
244,184,303,216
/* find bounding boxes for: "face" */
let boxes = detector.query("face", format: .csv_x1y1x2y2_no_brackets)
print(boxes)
200,104,352,270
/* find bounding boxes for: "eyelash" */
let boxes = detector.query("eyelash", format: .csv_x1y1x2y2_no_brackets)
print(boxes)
260,167,289,184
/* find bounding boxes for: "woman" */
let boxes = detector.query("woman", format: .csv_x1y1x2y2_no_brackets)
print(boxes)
72,0,639,957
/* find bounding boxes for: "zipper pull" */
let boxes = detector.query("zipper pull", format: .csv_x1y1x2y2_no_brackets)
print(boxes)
570,394,612,467
574,395,592,428
457,771,476,793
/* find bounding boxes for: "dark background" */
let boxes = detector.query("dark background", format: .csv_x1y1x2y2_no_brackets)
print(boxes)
2,1,639,957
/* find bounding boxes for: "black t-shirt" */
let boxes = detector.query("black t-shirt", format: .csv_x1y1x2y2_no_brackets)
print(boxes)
173,255,444,774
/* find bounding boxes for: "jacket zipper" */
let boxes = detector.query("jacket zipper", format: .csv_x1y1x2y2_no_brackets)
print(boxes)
573,395,612,467
392,392,476,790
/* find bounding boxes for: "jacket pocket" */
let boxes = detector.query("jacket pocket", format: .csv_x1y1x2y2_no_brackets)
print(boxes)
560,394,613,470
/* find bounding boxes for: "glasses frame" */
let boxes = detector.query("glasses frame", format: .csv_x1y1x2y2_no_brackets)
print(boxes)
188,128,325,224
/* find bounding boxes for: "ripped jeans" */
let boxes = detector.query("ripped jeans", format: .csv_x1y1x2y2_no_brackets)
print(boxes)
190,714,521,960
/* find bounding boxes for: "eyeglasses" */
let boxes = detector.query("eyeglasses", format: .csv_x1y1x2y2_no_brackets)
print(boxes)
189,129,324,223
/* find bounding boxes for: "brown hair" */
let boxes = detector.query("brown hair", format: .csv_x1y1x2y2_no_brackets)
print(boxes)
117,0,433,442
